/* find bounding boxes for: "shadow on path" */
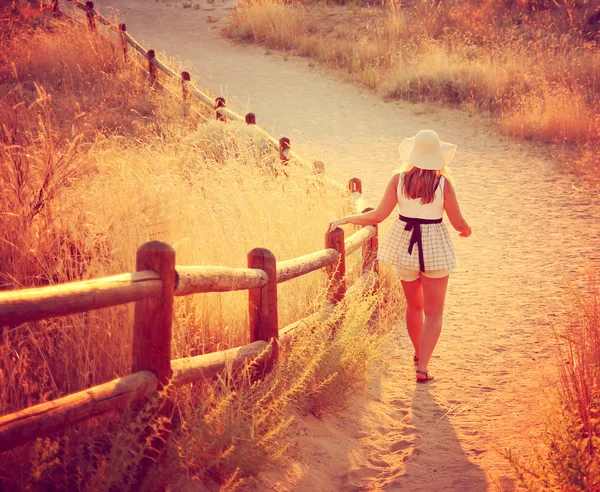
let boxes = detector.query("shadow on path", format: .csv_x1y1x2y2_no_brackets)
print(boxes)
389,383,488,491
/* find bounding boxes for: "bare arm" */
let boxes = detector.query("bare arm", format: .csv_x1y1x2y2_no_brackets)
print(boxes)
327,173,400,232
444,179,471,237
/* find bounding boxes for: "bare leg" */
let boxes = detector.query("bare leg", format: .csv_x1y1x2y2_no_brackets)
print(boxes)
417,275,449,380
401,278,424,360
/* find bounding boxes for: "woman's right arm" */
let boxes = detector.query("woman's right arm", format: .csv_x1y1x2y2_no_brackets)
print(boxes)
444,179,472,237
327,173,400,232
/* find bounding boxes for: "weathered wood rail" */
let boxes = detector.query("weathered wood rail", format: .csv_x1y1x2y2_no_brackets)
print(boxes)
0,179,377,454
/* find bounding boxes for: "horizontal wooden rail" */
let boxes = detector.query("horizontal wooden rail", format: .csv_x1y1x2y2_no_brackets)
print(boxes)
0,341,274,452
0,370,158,453
279,303,335,345
0,301,331,452
186,83,215,109
0,271,161,327
0,295,341,452
0,244,368,327
319,173,348,195
0,341,274,453
187,86,243,122
172,340,270,385
123,31,147,58
253,125,282,150
345,226,376,257
217,105,244,123
276,249,339,284
150,55,179,79
0,266,272,327
175,266,267,295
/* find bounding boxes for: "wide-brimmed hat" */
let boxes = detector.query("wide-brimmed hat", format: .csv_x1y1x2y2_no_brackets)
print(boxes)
398,130,457,170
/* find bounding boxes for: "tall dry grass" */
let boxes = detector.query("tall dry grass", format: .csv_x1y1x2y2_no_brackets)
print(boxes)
0,5,400,489
508,268,599,490
0,290,394,491
225,0,600,168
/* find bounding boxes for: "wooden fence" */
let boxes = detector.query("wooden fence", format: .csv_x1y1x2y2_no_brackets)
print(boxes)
51,0,346,192
0,1,379,466
0,176,377,453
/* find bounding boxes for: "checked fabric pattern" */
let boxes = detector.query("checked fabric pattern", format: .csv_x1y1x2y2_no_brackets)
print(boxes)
378,218,456,272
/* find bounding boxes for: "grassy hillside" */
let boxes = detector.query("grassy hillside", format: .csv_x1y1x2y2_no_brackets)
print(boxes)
225,0,600,181
0,4,399,489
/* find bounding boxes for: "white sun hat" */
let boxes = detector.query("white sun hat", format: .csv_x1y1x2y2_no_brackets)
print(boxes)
398,129,457,170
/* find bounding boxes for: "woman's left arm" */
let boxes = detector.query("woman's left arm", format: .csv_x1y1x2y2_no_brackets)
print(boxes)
328,173,399,232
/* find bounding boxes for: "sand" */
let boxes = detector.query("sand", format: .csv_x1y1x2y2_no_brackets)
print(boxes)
93,1,600,489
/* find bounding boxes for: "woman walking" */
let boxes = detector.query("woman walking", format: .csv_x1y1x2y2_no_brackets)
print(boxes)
328,130,471,383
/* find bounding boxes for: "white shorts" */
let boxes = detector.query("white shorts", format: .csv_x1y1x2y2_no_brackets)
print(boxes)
395,266,451,282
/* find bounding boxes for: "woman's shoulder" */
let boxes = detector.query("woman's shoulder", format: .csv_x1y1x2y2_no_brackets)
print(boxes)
442,176,456,196
441,175,453,187
389,170,402,183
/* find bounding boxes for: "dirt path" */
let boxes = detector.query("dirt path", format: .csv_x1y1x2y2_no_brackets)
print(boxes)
99,2,600,489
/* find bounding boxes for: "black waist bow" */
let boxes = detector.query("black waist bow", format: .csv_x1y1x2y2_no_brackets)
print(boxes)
399,214,442,272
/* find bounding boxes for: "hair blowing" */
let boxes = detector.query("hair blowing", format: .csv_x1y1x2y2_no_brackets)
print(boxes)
401,166,453,204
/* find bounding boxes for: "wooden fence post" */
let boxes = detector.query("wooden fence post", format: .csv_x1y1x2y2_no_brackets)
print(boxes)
361,207,379,280
279,137,290,164
348,177,362,194
181,71,190,118
248,248,279,372
132,241,175,383
245,112,256,125
85,1,96,31
118,23,127,60
325,228,346,304
147,49,158,87
215,97,226,121
132,241,175,485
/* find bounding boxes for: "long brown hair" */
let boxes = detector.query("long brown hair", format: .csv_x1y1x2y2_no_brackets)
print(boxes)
400,164,453,204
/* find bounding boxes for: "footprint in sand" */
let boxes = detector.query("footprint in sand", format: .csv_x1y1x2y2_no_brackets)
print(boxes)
367,456,392,467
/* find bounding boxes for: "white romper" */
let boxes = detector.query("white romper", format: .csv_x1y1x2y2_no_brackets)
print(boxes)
377,173,456,272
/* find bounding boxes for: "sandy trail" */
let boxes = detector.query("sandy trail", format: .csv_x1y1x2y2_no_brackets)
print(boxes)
97,1,600,489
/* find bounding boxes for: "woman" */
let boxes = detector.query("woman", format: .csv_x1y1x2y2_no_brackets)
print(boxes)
328,130,471,383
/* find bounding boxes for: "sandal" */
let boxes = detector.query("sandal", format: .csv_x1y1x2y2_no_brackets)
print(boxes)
413,354,419,366
416,369,434,383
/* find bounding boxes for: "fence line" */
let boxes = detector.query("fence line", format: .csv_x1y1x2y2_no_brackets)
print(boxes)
0,229,376,327
1,3,380,478
0,179,378,454
58,0,347,191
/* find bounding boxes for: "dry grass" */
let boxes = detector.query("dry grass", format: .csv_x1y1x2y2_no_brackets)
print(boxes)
225,0,600,173
0,289,393,490
0,5,400,489
508,267,600,490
